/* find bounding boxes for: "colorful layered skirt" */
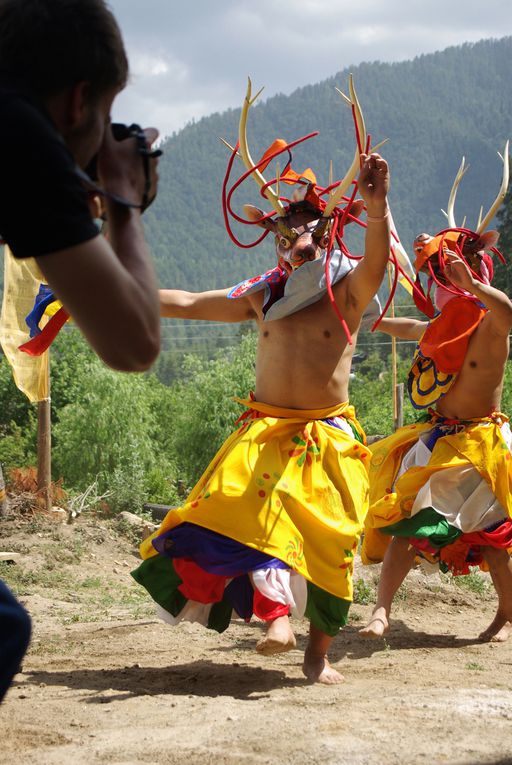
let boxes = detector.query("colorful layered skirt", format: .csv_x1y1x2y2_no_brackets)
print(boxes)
362,412,512,574
132,399,371,636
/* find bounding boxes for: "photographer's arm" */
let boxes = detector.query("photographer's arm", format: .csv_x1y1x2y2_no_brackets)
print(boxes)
35,220,160,371
35,127,161,372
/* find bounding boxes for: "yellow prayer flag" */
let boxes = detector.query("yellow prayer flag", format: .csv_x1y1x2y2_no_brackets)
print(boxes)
0,245,49,402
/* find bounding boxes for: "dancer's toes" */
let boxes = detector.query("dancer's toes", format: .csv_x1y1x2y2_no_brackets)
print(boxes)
359,607,389,639
256,615,296,656
302,651,344,685
479,614,512,643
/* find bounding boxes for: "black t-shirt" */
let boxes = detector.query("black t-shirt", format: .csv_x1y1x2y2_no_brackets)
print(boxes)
0,86,99,258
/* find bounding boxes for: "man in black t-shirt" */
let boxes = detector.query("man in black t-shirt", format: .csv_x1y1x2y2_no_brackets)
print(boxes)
0,0,162,703
0,0,161,372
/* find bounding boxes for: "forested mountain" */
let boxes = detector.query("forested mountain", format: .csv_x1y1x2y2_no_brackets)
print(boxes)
1,37,511,378
146,36,512,293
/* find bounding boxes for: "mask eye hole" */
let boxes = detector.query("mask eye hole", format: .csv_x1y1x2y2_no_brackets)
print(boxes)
319,234,330,249
279,237,291,250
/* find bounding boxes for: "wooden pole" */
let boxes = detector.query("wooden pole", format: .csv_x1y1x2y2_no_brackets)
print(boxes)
0,463,7,518
396,382,404,430
37,354,51,512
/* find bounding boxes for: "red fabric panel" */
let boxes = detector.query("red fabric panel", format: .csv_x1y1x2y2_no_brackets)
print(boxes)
173,558,226,604
439,521,512,575
461,520,512,549
253,589,289,622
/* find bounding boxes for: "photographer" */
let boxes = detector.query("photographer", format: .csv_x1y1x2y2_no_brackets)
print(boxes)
0,0,162,703
0,0,161,372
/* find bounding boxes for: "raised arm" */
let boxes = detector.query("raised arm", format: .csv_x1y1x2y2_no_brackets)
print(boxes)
444,251,512,336
342,153,391,314
160,288,257,323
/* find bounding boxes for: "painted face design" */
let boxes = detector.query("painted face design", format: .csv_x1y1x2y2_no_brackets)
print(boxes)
274,208,332,273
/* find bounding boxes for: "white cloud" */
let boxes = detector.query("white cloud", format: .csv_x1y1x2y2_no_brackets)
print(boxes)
107,0,512,137
129,53,171,79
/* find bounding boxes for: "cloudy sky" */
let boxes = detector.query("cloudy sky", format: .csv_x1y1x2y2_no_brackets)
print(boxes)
109,0,511,140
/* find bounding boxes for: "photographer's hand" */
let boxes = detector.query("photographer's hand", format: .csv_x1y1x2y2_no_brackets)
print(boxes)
97,124,160,210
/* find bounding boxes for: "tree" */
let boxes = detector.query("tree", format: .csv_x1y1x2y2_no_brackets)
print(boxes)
495,187,512,295
52,348,176,512
168,332,257,486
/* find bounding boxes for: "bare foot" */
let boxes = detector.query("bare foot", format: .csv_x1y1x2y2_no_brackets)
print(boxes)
256,615,296,656
302,650,344,685
359,607,389,639
478,612,512,643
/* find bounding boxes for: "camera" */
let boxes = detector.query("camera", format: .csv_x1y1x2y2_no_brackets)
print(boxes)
85,122,161,181
82,123,162,211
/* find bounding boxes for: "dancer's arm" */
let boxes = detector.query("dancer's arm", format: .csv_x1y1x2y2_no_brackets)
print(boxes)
444,251,512,335
343,153,390,312
160,288,257,323
377,317,426,340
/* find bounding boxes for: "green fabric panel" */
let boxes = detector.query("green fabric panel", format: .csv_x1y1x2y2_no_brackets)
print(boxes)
132,556,233,633
347,420,364,444
382,506,462,548
131,556,187,617
207,599,233,633
305,581,351,637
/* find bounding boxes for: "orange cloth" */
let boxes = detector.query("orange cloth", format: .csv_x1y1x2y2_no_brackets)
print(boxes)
258,139,316,185
419,297,487,374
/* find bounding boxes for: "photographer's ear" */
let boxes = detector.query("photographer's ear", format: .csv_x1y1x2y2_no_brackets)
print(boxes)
65,81,91,129
44,80,90,134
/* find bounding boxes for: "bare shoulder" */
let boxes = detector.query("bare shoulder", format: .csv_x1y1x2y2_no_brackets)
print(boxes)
474,310,510,351
246,290,264,320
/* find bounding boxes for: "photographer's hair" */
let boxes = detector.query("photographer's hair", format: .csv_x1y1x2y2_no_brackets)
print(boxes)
0,0,128,101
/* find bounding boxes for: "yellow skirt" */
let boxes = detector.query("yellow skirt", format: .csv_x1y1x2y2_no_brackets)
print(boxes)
362,413,512,565
141,399,371,600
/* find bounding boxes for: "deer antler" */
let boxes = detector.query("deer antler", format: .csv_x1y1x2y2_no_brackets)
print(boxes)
441,157,470,227
322,74,366,219
238,78,286,217
476,141,510,233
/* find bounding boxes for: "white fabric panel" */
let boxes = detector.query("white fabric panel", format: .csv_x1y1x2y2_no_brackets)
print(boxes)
328,415,356,439
396,421,512,532
155,601,212,627
251,568,308,618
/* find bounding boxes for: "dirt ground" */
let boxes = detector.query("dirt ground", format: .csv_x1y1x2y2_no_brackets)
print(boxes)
1,511,512,765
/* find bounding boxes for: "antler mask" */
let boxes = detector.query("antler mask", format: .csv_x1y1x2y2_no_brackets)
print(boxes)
412,142,509,317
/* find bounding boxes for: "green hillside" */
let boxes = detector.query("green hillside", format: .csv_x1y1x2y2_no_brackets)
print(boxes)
1,37,511,374
146,36,512,294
